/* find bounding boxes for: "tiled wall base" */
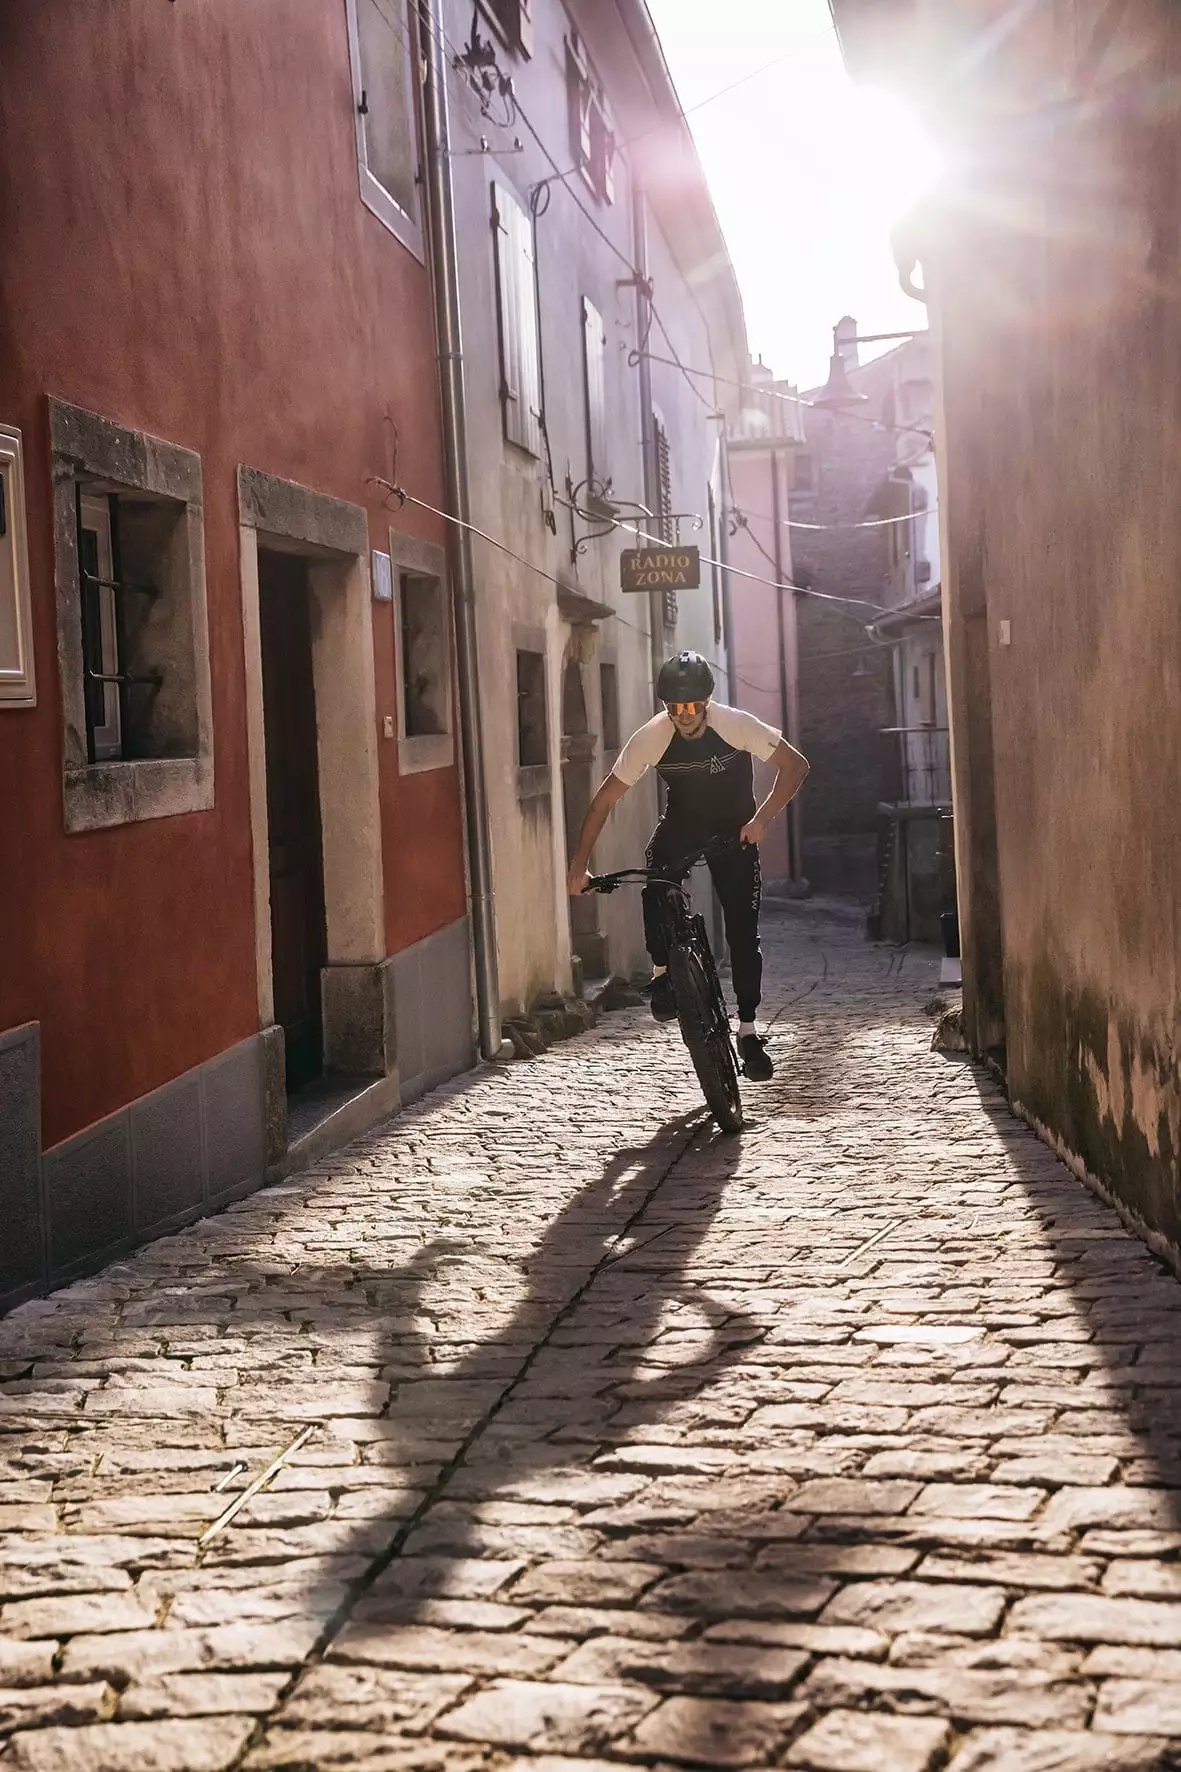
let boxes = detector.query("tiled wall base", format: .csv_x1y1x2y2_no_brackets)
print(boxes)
0,918,475,1312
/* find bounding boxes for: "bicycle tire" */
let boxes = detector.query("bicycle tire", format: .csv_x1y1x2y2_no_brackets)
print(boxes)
668,942,744,1133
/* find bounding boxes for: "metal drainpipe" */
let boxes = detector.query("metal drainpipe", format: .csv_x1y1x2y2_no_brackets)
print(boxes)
420,0,507,1062
719,439,738,704
631,180,664,707
769,448,799,880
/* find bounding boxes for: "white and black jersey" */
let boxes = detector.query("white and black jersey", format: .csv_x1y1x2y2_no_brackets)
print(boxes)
611,703,782,832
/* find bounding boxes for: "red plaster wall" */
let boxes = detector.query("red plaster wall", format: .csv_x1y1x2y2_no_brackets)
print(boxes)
0,0,466,1146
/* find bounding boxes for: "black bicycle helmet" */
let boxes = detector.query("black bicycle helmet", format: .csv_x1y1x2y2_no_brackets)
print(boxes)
656,650,714,703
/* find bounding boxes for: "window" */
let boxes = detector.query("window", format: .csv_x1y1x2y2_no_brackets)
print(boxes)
401,573,447,737
793,452,814,492
77,494,123,760
0,424,36,708
566,31,615,204
599,660,619,752
582,296,609,496
481,0,532,55
390,531,452,773
653,408,677,628
50,399,212,831
492,181,543,457
516,648,547,766
346,0,423,257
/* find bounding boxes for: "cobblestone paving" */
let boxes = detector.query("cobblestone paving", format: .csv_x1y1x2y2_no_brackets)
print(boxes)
5,907,1181,1771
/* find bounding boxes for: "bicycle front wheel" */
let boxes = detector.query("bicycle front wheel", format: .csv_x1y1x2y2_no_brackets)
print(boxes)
668,943,744,1133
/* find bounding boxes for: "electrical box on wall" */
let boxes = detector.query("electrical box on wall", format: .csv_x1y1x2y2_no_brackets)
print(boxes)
0,425,36,707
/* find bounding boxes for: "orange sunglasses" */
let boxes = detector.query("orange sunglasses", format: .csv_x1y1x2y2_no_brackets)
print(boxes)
665,699,708,717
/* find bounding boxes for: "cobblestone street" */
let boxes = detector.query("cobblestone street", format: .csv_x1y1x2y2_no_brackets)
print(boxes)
6,907,1181,1770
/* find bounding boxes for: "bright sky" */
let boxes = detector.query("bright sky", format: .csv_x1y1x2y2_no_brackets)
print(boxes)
646,0,935,389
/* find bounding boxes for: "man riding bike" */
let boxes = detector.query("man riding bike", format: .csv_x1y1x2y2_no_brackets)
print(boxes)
567,650,809,1081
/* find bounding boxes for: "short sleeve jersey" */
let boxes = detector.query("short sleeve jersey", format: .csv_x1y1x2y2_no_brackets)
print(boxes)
611,702,782,832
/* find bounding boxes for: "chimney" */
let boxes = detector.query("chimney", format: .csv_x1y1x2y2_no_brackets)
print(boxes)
835,315,859,369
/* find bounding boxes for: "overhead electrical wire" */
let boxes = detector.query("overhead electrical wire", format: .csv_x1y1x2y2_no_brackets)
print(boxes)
373,11,905,691
638,349,935,442
539,24,837,186
368,476,888,705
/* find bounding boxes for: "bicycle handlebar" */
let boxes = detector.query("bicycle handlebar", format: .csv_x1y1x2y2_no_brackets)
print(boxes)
584,833,744,895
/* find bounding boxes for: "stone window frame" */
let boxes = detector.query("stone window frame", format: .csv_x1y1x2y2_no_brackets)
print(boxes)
387,529,454,775
50,398,213,833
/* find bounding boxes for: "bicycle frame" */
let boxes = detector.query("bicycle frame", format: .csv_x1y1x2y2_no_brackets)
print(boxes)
585,839,744,1131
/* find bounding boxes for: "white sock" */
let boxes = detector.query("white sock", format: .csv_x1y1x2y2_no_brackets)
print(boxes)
651,965,667,977
738,1020,757,1038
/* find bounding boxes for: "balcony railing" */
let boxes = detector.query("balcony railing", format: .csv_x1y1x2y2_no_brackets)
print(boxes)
880,725,952,810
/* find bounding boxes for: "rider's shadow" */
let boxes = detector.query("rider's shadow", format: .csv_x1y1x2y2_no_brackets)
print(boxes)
217,1107,759,1649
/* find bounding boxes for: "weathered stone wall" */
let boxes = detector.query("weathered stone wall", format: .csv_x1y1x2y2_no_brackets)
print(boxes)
923,0,1181,1251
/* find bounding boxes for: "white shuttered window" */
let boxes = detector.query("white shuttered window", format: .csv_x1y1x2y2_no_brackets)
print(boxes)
492,182,543,458
582,296,608,492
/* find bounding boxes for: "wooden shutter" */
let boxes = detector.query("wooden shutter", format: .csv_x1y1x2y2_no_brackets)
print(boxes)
596,96,616,205
582,297,608,491
492,182,542,458
653,413,673,543
566,34,593,178
652,412,677,626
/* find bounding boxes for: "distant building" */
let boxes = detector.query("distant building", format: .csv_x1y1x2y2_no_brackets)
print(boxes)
725,361,808,891
788,319,947,938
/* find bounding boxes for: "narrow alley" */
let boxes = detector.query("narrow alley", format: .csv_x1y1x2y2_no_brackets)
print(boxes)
4,908,1181,1770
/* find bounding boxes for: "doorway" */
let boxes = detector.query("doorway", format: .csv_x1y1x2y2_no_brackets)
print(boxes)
258,549,327,1092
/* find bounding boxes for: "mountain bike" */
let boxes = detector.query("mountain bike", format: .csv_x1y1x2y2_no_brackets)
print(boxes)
586,841,744,1133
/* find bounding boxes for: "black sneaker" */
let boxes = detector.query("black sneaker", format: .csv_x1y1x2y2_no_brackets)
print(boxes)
649,972,677,1022
739,1033,773,1081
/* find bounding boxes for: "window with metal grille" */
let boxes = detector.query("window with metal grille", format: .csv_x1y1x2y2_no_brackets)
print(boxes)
566,31,615,205
516,648,547,765
492,181,543,458
51,398,212,832
77,493,124,761
73,485,199,768
582,295,609,496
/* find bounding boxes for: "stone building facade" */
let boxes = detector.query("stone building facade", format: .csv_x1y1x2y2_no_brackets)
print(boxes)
833,0,1181,1257
788,323,940,908
442,0,746,1007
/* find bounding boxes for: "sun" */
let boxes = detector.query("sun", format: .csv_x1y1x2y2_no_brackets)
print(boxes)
836,85,946,229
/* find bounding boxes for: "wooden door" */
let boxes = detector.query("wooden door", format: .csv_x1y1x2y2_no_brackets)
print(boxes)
259,550,327,1092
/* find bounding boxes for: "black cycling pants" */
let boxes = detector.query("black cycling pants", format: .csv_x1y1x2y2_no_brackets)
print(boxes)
642,821,762,1023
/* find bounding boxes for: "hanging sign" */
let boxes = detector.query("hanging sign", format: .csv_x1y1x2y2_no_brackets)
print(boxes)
620,545,701,591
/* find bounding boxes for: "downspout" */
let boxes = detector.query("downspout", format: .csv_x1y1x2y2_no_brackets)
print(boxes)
631,179,664,708
769,448,799,880
420,0,507,1061
718,440,737,704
